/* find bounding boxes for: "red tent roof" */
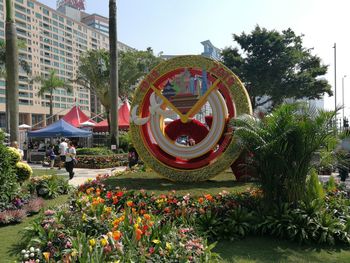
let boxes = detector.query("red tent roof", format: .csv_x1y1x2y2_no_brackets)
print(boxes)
94,101,130,132
62,106,95,127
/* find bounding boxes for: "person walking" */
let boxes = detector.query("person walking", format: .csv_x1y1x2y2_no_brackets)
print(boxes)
58,138,68,170
65,141,76,179
47,145,56,169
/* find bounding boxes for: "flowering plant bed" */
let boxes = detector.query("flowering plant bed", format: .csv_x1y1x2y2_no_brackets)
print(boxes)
18,172,350,262
75,154,128,169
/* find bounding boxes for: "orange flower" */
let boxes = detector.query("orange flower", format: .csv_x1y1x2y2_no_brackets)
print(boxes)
198,197,204,204
113,230,122,241
43,252,50,262
135,228,143,241
164,207,170,213
126,200,133,207
204,194,213,202
143,214,151,220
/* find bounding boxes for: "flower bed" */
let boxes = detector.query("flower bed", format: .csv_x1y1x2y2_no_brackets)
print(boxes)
75,154,128,169
0,197,44,225
18,173,350,262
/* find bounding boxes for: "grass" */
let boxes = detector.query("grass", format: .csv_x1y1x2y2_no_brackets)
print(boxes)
1,169,350,262
215,236,350,263
0,195,69,262
105,170,255,196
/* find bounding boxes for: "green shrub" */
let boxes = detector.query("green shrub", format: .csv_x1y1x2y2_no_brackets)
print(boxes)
304,168,325,204
15,162,33,183
325,176,337,192
119,132,131,152
6,147,21,165
76,147,113,156
0,131,19,203
27,175,70,199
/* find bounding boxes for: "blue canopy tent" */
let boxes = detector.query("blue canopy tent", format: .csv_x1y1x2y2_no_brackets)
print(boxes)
28,119,92,138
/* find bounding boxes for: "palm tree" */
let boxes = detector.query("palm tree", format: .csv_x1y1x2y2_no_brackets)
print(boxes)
109,0,119,149
5,0,19,141
1,39,31,132
33,70,71,124
232,103,336,205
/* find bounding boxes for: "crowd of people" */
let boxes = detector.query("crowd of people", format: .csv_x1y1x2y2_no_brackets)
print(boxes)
10,138,77,180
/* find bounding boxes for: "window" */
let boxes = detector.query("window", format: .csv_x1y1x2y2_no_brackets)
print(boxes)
43,8,49,16
35,13,42,19
27,1,34,8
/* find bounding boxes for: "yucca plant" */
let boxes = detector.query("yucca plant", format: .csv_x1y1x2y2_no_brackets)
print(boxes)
231,103,336,206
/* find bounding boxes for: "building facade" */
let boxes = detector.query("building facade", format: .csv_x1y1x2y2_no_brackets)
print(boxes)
0,0,131,129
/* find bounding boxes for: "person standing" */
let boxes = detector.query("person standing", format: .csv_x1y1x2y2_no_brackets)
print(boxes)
47,145,56,169
23,141,28,161
58,138,68,170
65,141,76,179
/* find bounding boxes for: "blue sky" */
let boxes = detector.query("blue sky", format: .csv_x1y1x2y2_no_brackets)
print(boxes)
40,0,350,116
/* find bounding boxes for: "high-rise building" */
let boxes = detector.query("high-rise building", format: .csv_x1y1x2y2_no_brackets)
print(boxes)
0,0,132,129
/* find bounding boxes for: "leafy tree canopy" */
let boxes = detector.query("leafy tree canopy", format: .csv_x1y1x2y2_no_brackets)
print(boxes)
221,26,332,110
76,48,162,109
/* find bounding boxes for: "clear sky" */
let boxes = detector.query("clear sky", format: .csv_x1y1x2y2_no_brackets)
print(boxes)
40,0,350,117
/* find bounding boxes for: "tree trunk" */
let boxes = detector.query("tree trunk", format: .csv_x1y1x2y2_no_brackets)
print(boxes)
106,109,111,134
5,0,19,142
109,0,119,150
49,89,53,124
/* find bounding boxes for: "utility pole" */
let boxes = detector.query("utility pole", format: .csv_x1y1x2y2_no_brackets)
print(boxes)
333,43,337,129
342,75,347,124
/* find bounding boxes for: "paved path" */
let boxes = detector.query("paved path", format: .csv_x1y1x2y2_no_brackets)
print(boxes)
29,164,127,187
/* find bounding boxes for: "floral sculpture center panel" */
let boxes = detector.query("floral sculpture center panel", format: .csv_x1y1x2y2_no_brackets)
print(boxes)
130,56,252,182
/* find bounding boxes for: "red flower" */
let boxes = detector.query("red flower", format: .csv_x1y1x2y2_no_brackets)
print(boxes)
106,191,113,199
149,247,155,254
116,191,124,197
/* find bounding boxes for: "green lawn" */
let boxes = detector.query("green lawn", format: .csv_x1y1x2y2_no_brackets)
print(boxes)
215,237,350,263
105,170,255,196
0,195,69,262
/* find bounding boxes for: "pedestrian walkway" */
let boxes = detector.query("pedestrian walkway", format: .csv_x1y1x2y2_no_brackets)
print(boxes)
29,163,127,187
319,173,350,189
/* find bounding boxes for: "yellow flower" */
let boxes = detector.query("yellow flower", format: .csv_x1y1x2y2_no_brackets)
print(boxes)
82,213,87,222
137,216,142,224
43,252,50,262
71,249,78,257
89,239,96,247
166,242,172,251
133,223,139,230
100,238,108,247
152,239,161,244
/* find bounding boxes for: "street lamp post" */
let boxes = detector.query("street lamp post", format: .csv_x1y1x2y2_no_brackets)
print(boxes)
342,75,347,123
333,43,337,130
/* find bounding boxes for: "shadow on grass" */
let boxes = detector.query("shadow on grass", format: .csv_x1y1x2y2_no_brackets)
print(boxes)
104,171,255,196
215,236,350,263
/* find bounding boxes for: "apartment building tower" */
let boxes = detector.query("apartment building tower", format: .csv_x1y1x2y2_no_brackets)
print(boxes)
0,0,132,129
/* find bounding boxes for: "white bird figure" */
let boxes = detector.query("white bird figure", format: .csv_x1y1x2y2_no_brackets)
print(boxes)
131,105,149,125
149,93,175,117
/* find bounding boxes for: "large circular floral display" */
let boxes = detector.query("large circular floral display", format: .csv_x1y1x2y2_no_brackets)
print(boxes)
130,56,252,182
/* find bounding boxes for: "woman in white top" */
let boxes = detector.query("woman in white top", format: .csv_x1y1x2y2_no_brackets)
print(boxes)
65,141,76,179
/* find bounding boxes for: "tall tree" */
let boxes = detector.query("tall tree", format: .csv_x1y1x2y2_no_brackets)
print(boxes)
109,0,118,149
118,48,162,99
1,40,31,132
221,26,332,111
5,0,19,141
33,70,71,124
76,50,111,128
76,49,161,131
